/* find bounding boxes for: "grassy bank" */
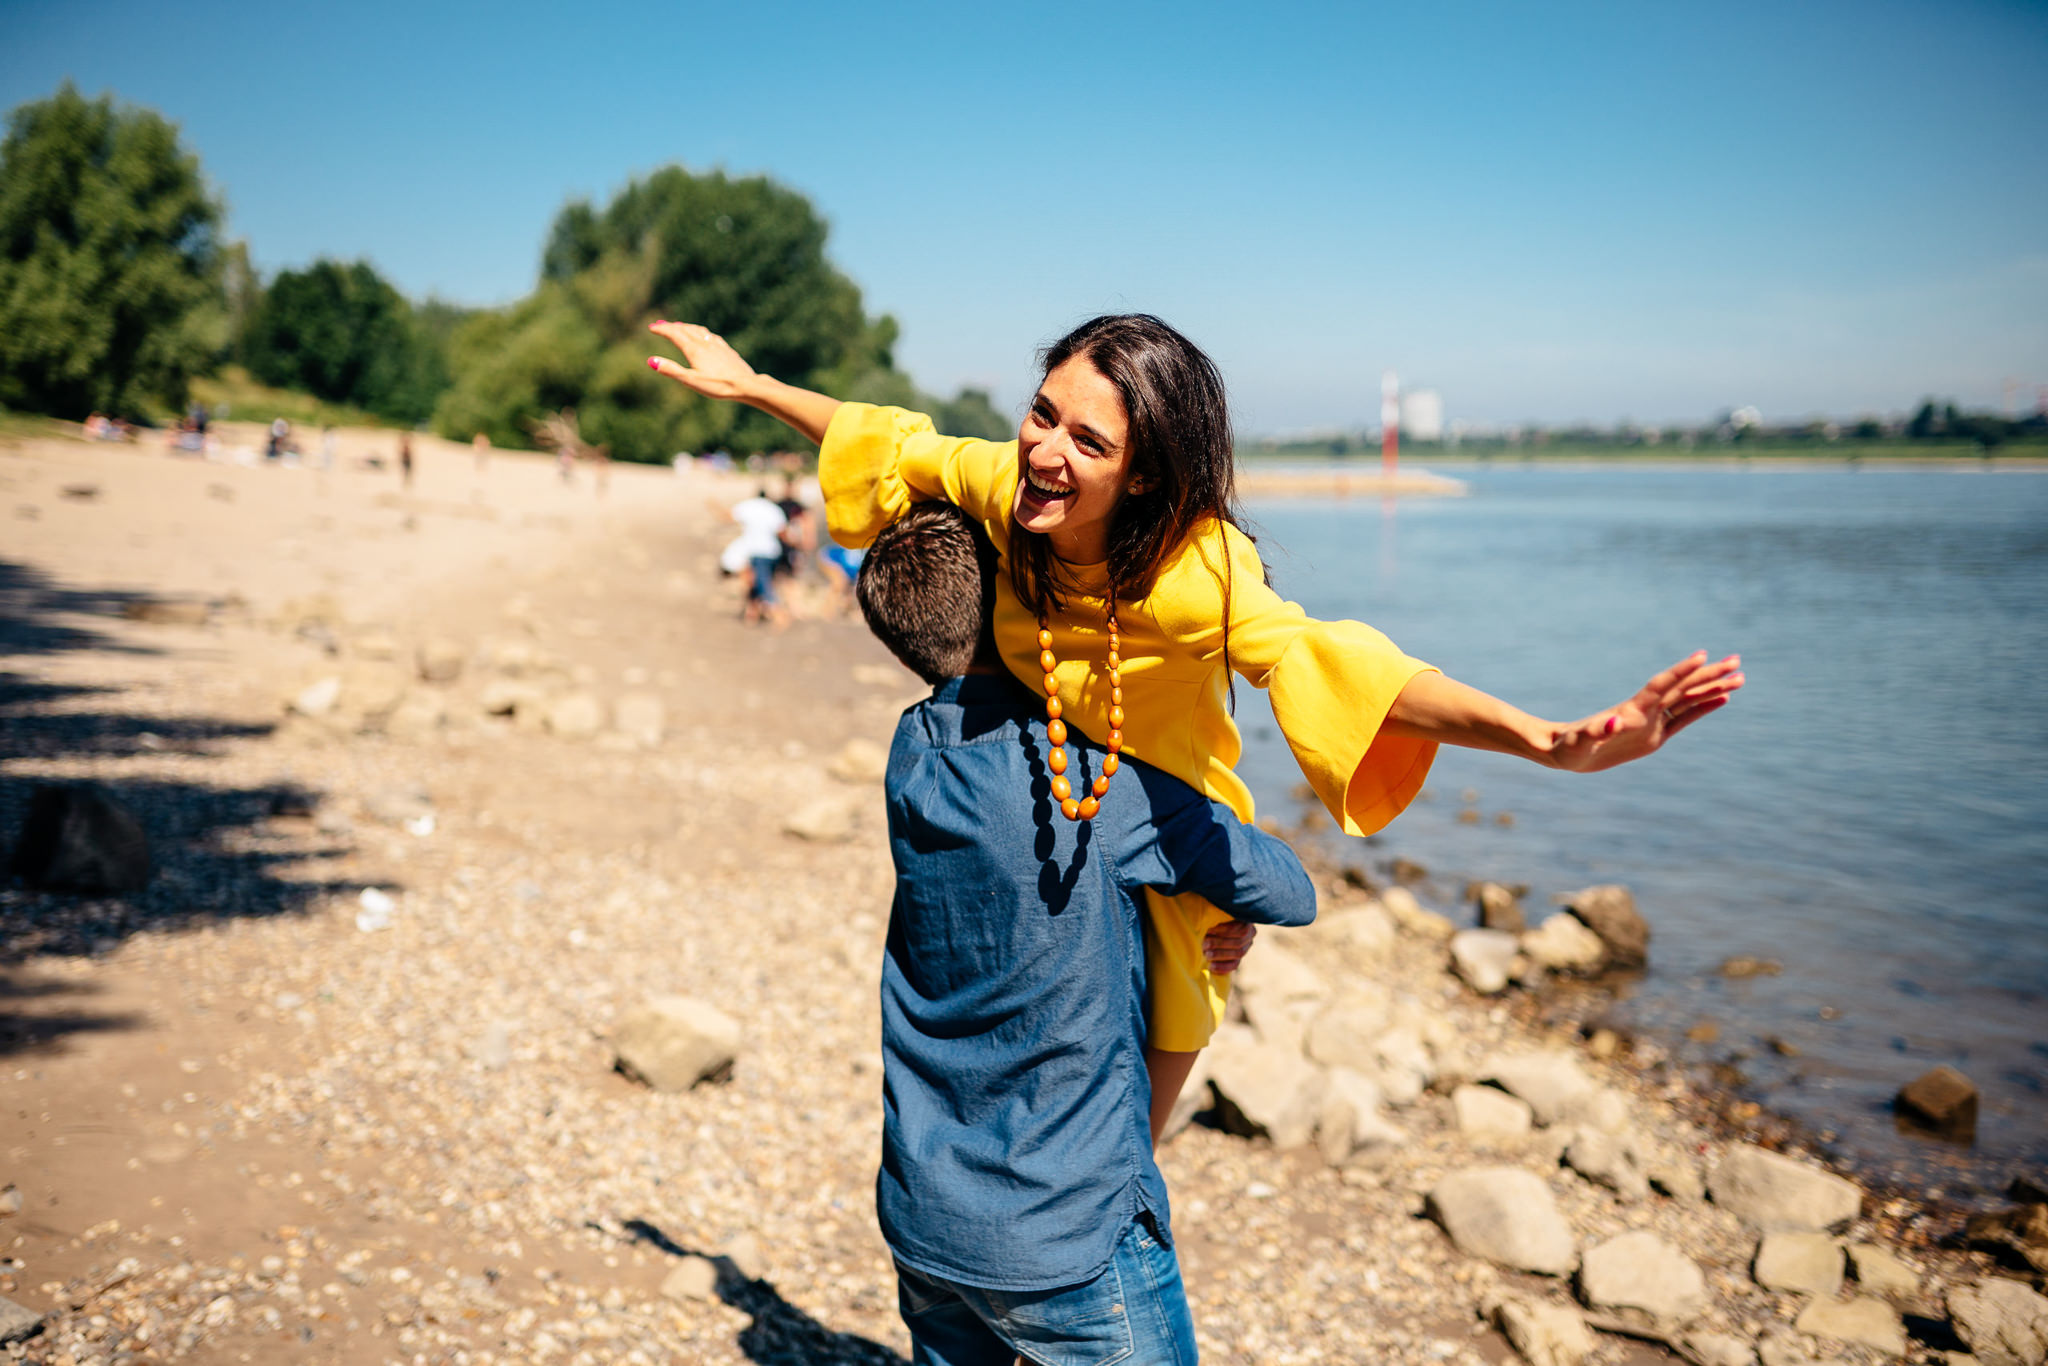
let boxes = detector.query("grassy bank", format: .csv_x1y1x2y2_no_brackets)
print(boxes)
188,366,393,431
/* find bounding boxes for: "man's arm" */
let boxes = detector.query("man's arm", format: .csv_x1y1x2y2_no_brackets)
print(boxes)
1125,772,1316,929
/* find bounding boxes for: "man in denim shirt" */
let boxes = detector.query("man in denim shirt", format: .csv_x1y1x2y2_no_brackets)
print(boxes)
854,505,1316,1366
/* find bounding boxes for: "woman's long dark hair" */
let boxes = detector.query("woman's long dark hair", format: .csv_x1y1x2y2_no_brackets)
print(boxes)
1010,314,1255,697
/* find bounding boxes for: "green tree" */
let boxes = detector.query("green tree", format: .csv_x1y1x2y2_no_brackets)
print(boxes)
0,83,226,417
927,386,1013,441
244,258,446,423
440,165,913,462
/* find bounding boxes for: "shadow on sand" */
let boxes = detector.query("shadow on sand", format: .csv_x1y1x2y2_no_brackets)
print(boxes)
623,1218,909,1366
1,557,367,1056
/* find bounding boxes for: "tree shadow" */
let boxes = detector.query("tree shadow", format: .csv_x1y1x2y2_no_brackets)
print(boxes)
0,970,141,1056
1,557,371,1055
0,558,160,659
622,1218,909,1366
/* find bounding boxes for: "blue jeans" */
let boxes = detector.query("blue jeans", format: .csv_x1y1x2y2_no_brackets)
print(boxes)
895,1220,1197,1366
748,555,780,604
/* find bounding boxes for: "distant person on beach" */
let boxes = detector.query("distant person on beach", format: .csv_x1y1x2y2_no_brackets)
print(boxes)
721,486,789,626
472,430,490,473
773,474,814,581
854,501,1304,1365
319,425,337,472
399,433,414,489
647,313,1745,1141
817,539,863,615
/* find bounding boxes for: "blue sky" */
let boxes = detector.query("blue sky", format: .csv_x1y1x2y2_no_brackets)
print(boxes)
4,0,2045,431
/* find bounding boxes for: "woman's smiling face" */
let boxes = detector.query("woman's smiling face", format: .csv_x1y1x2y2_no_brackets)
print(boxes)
1013,355,1136,564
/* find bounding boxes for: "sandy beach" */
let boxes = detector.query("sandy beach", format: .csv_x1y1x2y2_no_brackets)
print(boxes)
1,426,2041,1366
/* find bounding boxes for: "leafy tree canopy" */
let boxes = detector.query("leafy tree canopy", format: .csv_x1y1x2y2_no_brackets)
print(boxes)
0,83,226,417
244,258,448,423
439,164,967,462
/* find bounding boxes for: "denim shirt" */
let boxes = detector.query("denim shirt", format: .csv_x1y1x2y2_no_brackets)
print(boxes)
877,673,1316,1292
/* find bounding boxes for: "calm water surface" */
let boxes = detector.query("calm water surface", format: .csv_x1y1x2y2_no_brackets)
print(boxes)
1235,464,2048,1193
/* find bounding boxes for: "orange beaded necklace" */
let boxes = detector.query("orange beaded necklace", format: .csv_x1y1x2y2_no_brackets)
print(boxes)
1038,611,1124,822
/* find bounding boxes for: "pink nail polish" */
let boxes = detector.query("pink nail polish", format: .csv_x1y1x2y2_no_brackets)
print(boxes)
646,357,660,370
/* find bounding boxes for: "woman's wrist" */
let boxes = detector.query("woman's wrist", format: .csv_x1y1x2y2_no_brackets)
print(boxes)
736,372,785,410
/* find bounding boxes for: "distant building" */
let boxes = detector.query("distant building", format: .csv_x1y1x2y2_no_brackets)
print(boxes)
1400,389,1444,442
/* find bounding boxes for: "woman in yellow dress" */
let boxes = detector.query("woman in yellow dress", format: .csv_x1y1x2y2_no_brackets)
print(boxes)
647,313,1744,1136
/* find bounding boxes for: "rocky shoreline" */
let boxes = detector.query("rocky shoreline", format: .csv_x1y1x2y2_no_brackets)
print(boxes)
2,428,2045,1365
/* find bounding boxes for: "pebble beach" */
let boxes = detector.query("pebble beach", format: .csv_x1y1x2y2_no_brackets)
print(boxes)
2,424,2044,1366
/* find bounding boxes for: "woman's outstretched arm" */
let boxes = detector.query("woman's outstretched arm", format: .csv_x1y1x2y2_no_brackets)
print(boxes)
645,321,842,445
1382,651,1744,773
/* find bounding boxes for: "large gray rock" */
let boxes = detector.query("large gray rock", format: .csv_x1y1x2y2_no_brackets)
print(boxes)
0,1295,42,1347
9,783,153,894
1754,1329,1827,1366
1488,1294,1594,1366
1454,1084,1534,1145
1844,1242,1919,1296
1206,1031,1321,1149
1895,1064,1978,1142
1707,1145,1862,1233
1315,1067,1404,1166
1521,914,1608,973
1304,988,1393,1070
1325,904,1397,957
1373,1025,1435,1105
613,996,741,1091
1425,1167,1577,1275
1559,884,1648,968
827,737,890,783
1482,1051,1597,1127
1236,986,1308,1056
479,677,545,715
1754,1233,1844,1296
1949,1278,2048,1366
1563,1127,1650,1201
417,637,466,683
660,1257,719,1302
1382,886,1456,941
783,795,861,843
1578,1230,1708,1323
383,690,447,739
1793,1296,1906,1355
546,691,607,739
1676,1331,1757,1366
1475,881,1526,933
1233,939,1330,1005
1452,928,1523,994
1579,1087,1631,1135
291,674,343,717
344,662,409,723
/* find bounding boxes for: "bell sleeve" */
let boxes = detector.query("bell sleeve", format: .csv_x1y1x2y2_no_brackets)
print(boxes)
817,402,1018,550
1162,520,1440,836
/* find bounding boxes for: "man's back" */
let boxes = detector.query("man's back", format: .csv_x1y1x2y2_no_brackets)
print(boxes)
878,673,1313,1293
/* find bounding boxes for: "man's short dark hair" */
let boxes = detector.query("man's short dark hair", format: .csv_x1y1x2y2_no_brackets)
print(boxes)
855,503,997,684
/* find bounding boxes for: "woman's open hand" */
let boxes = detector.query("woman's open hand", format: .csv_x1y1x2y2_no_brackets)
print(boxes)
646,321,759,401
1547,651,1744,773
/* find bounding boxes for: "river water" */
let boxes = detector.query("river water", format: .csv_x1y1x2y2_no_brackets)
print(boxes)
1233,462,2048,1195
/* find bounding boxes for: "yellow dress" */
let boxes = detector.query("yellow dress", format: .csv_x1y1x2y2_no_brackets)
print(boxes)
822,403,1439,1050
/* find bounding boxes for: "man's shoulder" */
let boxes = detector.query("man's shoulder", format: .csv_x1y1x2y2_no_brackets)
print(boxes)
887,678,1042,800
